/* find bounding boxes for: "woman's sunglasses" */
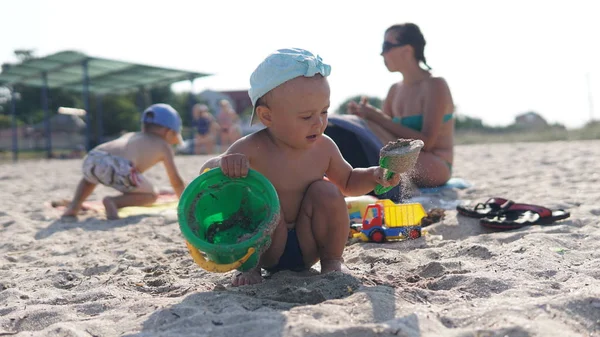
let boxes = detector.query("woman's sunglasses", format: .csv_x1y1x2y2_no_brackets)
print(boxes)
381,41,408,54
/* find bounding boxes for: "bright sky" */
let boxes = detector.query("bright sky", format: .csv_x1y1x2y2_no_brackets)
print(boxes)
2,0,599,128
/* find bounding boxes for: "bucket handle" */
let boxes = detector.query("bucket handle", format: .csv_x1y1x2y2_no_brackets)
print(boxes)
185,241,256,273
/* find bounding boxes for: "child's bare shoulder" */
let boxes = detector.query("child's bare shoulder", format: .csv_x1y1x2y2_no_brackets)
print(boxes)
226,130,266,156
94,132,136,152
320,134,340,154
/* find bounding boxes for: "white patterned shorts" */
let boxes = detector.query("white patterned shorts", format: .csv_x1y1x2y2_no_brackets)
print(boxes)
82,150,154,194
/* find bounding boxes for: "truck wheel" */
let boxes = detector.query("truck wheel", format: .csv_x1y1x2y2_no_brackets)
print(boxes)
409,228,421,239
370,229,385,243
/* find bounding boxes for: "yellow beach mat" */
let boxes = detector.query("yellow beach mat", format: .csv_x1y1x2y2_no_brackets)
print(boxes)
117,200,178,217
50,193,179,218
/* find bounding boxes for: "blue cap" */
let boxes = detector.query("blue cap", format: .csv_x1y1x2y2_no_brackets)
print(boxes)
142,103,183,143
248,48,331,125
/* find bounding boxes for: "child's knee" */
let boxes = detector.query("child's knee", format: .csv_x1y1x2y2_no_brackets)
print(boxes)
306,179,344,204
306,180,348,232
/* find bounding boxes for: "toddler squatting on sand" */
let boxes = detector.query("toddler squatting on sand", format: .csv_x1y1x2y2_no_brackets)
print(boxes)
199,48,406,286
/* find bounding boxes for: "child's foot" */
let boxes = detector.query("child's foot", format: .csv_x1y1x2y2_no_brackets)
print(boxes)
61,206,78,218
52,199,70,208
231,269,263,286
102,197,119,220
320,259,349,274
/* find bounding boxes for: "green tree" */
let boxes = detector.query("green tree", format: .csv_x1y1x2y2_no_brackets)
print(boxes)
454,114,485,130
170,92,197,126
0,114,23,129
98,94,140,136
0,49,213,142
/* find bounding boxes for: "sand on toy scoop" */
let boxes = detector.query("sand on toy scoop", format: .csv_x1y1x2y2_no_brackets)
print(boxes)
379,139,424,174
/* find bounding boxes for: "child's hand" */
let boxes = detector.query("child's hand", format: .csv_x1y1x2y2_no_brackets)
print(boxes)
219,153,249,178
374,167,401,187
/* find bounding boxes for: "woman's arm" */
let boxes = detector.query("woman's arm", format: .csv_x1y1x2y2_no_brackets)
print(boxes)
348,84,396,118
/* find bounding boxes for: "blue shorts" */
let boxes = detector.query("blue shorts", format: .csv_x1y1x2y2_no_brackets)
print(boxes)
265,229,305,273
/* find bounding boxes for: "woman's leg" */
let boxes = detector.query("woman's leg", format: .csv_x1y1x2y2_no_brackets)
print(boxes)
219,129,228,148
366,120,451,187
206,134,216,154
412,152,451,187
194,135,204,155
228,126,241,145
196,134,215,154
225,129,234,148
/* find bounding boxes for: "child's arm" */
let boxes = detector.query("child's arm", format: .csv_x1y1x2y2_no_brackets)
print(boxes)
198,156,221,174
161,144,185,197
322,136,400,196
198,137,252,177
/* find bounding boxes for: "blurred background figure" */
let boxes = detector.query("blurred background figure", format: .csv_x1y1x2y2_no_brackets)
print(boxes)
216,99,241,148
191,103,219,154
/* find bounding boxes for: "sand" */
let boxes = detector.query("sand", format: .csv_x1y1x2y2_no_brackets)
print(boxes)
1,140,599,337
380,139,424,175
380,139,424,156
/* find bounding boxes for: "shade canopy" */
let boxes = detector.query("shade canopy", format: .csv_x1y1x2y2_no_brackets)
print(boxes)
0,50,211,94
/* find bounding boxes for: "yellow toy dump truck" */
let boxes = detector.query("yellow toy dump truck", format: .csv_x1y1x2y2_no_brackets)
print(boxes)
352,199,427,243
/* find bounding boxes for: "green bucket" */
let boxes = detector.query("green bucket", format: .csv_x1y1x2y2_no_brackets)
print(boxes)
177,167,280,272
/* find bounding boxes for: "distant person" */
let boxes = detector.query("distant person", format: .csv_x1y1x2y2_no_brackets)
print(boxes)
191,104,219,154
347,23,455,187
62,103,186,220
216,99,241,148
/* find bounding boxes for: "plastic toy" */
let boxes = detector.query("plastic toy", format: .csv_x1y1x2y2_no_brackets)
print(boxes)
352,199,426,243
346,195,379,238
374,139,424,195
178,167,280,273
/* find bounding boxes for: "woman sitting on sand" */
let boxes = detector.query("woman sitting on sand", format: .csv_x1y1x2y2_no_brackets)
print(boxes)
348,23,455,187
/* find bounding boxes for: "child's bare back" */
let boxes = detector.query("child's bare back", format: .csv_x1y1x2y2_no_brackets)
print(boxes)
95,132,173,173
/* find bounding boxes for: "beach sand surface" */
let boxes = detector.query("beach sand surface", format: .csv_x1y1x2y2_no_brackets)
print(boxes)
1,140,599,336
